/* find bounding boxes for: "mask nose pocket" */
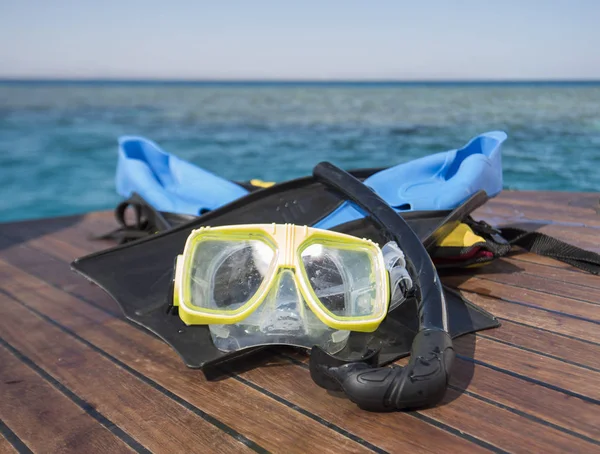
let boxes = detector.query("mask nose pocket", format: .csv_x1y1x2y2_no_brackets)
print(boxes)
259,269,305,335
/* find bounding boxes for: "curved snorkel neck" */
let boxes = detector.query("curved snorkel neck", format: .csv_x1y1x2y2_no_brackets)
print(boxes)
309,162,454,412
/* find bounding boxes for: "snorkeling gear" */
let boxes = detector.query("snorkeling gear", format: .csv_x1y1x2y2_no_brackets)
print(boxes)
166,157,454,412
309,161,452,411
314,131,505,229
116,136,249,215
173,223,412,354
72,159,498,371
115,132,506,217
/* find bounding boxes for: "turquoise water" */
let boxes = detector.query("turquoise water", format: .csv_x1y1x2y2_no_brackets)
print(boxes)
1,81,599,222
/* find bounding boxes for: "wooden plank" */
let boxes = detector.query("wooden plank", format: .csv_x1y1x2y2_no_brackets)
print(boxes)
0,279,384,453
443,276,600,322
484,198,600,228
508,252,584,270
0,245,75,290
495,256,600,290
488,272,600,310
468,261,600,303
485,191,599,215
42,282,600,448
449,357,600,442
0,293,262,454
8,258,600,453
0,232,85,263
0,211,115,238
0,213,117,263
235,354,491,454
494,191,600,215
0,245,121,316
2,200,600,451
0,243,119,314
453,336,600,401
0,344,134,454
455,290,600,344
479,319,600,371
285,345,600,443
423,387,599,454
242,355,600,453
0,263,488,453
497,190,599,204
0,440,16,454
473,203,600,247
484,220,600,254
0,426,20,454
5,222,600,446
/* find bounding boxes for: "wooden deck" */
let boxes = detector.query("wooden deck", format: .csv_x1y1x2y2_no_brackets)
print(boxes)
0,190,599,454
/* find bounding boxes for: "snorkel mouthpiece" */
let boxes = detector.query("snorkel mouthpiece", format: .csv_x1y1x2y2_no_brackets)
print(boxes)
310,330,454,411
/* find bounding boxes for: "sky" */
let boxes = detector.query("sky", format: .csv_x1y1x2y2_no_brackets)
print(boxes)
0,0,599,80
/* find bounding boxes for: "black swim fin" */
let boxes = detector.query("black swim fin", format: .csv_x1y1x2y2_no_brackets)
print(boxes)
72,172,497,370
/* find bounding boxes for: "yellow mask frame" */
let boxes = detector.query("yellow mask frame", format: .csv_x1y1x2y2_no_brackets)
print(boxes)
173,223,390,332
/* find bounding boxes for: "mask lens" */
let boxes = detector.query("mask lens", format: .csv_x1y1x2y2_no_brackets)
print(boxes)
301,243,378,317
189,239,275,310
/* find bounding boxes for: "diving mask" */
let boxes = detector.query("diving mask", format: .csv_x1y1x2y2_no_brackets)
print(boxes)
173,223,412,354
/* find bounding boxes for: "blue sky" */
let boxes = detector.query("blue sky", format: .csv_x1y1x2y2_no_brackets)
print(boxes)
0,0,598,80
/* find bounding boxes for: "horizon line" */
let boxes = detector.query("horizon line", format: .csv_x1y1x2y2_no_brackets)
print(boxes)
1,77,600,85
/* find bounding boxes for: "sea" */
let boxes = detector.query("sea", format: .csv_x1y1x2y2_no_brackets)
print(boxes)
1,81,599,222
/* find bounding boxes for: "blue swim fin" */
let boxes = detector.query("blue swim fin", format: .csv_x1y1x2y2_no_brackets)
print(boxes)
315,131,506,229
115,131,506,222
116,136,250,215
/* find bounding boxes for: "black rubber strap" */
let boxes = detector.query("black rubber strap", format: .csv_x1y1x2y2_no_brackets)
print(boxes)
500,227,600,275
92,193,175,244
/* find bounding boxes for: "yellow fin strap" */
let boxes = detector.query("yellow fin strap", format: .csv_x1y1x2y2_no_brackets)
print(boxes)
250,179,276,188
437,223,486,248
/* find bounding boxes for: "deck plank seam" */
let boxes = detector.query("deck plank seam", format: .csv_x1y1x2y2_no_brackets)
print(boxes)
499,266,600,291
0,419,32,454
494,318,600,348
277,353,600,446
278,352,600,446
407,412,509,454
458,274,600,308
0,337,150,454
460,355,600,406
0,289,269,454
477,333,600,373
451,388,600,446
232,375,387,454
447,287,600,325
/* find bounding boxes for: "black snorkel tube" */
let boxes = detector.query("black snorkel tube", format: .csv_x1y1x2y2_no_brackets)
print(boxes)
309,162,454,412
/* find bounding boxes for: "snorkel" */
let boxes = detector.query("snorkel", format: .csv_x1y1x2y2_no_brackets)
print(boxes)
310,162,455,412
